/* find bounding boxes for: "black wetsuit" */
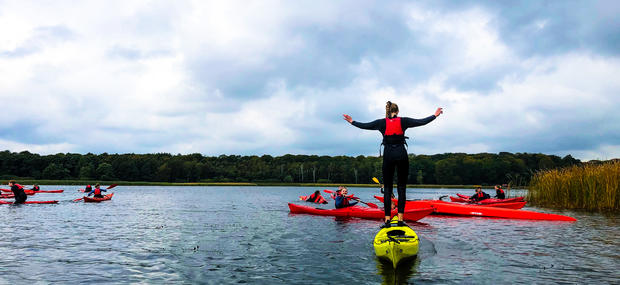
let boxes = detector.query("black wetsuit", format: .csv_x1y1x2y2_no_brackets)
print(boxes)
11,184,28,204
352,115,436,215
495,189,505,199
470,191,490,202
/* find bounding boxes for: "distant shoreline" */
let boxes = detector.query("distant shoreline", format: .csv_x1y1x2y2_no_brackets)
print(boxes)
5,179,519,189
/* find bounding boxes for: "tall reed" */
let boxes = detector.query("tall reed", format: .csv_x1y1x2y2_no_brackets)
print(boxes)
528,161,620,211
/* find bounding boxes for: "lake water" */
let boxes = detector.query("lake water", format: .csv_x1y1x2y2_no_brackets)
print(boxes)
0,186,618,284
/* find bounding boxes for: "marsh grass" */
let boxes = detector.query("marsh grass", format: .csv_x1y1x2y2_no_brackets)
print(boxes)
528,161,620,211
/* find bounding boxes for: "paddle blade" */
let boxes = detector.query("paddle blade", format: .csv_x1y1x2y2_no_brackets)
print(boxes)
73,197,84,202
372,177,380,184
323,189,334,194
365,202,379,208
107,184,118,189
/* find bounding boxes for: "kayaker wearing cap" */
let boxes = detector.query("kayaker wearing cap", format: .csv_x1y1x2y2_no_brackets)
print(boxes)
335,187,359,209
8,180,28,204
470,187,490,202
344,102,442,228
84,184,92,193
305,190,328,204
494,185,505,199
31,184,40,191
86,183,106,198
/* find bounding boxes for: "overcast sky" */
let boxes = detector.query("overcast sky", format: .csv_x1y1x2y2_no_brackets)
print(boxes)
1,0,619,160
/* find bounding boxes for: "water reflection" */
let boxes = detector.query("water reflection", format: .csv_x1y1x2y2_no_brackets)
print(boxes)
376,256,419,285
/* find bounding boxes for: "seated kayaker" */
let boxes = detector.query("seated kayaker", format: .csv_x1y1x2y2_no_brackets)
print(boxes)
86,183,106,198
335,187,359,209
470,187,490,202
8,180,27,204
305,190,328,204
494,185,505,199
84,184,92,193
30,184,40,191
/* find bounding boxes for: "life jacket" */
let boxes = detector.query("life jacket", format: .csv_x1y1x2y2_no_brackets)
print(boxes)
497,188,504,195
32,185,40,191
85,185,92,191
383,117,406,145
94,188,101,195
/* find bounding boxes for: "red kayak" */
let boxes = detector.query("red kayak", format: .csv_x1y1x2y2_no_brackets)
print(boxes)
373,196,575,221
375,196,526,209
0,194,15,199
451,195,524,204
288,203,433,222
0,200,58,204
84,193,114,203
1,189,36,195
33,190,64,193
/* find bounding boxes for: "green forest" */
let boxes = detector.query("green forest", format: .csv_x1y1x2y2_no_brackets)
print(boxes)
0,150,582,186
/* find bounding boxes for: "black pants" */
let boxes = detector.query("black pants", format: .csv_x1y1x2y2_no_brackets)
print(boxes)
383,144,409,216
14,193,27,204
94,194,104,198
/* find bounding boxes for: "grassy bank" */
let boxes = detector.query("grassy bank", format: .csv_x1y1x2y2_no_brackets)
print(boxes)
528,161,620,211
2,179,491,189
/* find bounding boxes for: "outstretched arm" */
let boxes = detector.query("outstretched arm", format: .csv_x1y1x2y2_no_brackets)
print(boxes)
401,108,443,128
343,114,383,130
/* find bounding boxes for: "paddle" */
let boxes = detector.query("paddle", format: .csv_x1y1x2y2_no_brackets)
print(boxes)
73,184,118,202
322,189,379,208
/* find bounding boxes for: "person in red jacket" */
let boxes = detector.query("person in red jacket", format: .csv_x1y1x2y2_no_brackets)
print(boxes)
470,187,490,202
86,183,106,198
494,185,506,199
304,190,328,204
8,180,27,204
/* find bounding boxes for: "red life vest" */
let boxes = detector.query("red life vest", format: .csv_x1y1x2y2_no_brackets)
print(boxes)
497,188,504,194
15,183,24,190
383,117,406,145
94,188,101,195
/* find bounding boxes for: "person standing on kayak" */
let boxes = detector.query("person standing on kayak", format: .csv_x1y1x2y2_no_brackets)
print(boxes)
494,185,505,199
344,102,442,227
335,187,359,209
8,180,27,204
86,183,106,198
470,187,490,202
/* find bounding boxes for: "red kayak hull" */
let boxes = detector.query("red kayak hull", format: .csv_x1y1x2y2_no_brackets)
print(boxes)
0,200,58,204
84,193,114,203
288,203,433,222
33,190,64,193
1,189,37,195
453,193,524,204
373,196,575,221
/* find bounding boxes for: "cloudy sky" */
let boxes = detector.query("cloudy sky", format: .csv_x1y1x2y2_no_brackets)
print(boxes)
1,0,619,160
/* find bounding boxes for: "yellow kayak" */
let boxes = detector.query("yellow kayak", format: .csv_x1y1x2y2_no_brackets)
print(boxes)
373,217,419,268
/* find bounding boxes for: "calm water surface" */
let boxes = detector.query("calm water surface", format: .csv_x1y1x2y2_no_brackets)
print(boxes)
0,186,618,284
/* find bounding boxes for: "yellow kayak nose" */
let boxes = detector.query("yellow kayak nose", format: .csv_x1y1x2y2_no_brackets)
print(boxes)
373,217,419,268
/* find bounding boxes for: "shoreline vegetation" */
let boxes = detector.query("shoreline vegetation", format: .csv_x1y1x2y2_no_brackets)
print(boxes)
3,179,500,189
528,160,620,212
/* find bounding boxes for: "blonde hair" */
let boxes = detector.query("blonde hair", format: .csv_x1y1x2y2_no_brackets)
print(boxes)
385,101,399,118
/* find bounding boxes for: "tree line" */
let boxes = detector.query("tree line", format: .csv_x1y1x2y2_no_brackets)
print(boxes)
0,150,581,186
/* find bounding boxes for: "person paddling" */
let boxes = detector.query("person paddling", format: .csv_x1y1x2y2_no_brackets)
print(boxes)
344,101,442,228
86,183,106,198
470,187,490,202
494,185,505,199
31,184,40,191
8,180,27,204
84,184,92,193
305,190,328,204
335,187,359,209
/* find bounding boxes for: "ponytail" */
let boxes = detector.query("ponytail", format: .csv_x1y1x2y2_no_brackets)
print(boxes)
385,101,399,118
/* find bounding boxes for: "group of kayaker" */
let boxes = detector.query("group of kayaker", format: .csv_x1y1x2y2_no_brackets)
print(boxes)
302,186,360,208
469,185,506,202
84,183,106,198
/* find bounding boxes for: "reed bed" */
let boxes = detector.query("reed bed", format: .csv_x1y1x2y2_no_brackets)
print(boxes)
528,161,620,211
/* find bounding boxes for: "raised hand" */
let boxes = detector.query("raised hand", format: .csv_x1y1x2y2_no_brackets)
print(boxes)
434,108,443,117
343,114,353,123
